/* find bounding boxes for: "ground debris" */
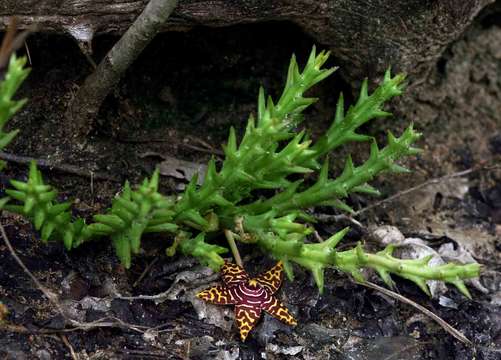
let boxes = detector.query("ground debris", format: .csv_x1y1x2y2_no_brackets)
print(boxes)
214,346,240,360
140,151,206,185
2,14,501,359
266,343,303,356
342,336,425,360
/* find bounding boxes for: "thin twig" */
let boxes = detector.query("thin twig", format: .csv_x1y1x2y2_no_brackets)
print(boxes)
0,323,77,335
186,135,224,156
60,334,79,360
182,142,224,157
90,171,94,204
23,40,32,66
0,323,34,334
118,137,225,157
0,17,36,70
0,222,63,311
119,273,219,302
116,349,177,358
0,221,172,335
224,229,243,267
313,231,324,243
59,316,152,333
133,257,158,288
316,213,365,228
0,151,121,182
0,313,164,335
356,280,473,346
355,164,501,216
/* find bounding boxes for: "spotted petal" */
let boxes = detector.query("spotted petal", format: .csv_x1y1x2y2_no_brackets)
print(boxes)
221,261,249,286
261,297,297,326
254,261,284,294
235,304,261,341
197,261,296,341
197,286,237,305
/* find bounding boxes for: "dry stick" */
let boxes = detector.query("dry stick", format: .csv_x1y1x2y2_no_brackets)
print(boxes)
118,273,220,302
133,257,159,288
0,151,120,182
0,221,95,330
0,17,36,70
0,221,170,334
119,137,224,157
355,164,501,216
224,229,243,267
186,135,223,156
0,321,140,335
0,322,79,335
0,222,63,311
356,280,473,346
180,142,224,157
60,334,79,360
316,213,365,228
66,0,178,138
23,39,32,66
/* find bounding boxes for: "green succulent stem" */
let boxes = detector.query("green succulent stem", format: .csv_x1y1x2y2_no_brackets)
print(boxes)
177,232,227,271
278,127,421,212
173,47,336,219
0,48,481,298
255,229,479,298
224,229,243,267
333,245,479,298
5,161,94,249
309,71,406,159
0,55,30,170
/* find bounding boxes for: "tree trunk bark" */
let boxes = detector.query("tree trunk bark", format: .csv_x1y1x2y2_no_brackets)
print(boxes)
65,0,178,139
0,1,494,81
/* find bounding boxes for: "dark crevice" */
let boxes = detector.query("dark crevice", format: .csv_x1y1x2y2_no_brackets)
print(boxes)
479,0,501,29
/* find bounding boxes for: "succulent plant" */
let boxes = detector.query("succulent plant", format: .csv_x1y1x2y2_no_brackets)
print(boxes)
0,55,29,171
0,48,480,298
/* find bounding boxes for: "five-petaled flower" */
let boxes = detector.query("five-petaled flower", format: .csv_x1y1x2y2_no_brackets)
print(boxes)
197,261,297,341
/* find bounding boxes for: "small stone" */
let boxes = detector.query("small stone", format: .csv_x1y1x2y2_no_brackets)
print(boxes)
266,344,303,356
371,225,405,245
300,323,349,346
35,349,51,360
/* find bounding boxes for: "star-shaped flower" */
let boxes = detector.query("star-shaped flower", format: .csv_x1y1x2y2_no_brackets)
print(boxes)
197,261,297,341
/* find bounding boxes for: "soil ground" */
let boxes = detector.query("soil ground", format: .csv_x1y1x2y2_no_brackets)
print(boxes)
0,12,500,360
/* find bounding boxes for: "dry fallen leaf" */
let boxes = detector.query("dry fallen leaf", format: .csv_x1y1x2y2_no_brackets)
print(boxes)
140,152,207,185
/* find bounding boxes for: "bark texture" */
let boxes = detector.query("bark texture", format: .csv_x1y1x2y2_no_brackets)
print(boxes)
0,0,494,80
65,0,178,138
